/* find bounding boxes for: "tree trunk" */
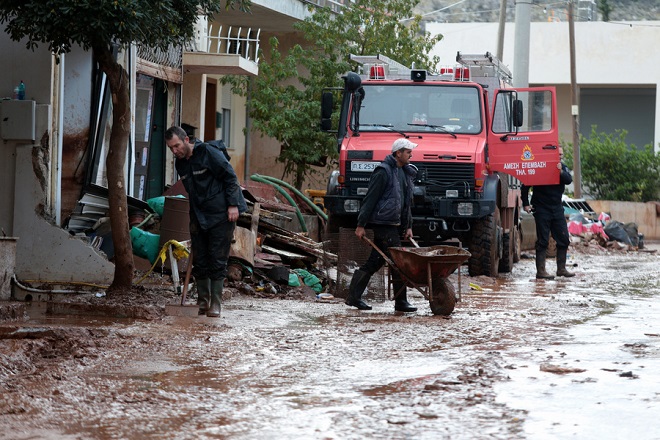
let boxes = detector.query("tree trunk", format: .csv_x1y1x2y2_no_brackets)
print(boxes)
94,45,134,293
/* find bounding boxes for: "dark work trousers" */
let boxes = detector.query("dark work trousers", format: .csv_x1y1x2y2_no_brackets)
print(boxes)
189,215,236,281
360,225,406,298
533,205,570,252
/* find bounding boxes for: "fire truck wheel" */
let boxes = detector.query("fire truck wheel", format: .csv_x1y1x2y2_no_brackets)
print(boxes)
468,209,501,277
499,230,515,273
513,225,522,263
429,277,456,316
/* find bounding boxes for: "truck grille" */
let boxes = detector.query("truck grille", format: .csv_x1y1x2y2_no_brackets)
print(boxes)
413,162,475,198
345,170,372,196
345,162,475,198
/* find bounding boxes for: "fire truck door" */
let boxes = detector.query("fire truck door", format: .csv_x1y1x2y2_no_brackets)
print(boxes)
487,87,560,186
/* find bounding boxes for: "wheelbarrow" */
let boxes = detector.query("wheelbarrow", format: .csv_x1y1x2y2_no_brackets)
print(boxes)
362,237,471,315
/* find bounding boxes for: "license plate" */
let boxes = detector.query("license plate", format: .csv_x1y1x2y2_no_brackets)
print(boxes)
350,161,379,172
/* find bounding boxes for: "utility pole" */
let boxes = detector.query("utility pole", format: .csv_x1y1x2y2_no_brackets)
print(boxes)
513,0,532,87
496,0,507,60
568,0,582,197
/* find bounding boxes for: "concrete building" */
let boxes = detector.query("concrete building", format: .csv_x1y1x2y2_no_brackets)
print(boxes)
0,0,331,286
427,20,660,151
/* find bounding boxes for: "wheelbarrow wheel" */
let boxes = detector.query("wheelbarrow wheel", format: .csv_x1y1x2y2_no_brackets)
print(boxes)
429,277,456,316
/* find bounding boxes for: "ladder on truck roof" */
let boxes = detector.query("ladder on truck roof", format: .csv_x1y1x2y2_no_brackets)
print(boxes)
456,51,513,84
350,54,411,77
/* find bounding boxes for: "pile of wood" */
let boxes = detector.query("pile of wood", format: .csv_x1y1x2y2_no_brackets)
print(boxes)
227,199,335,293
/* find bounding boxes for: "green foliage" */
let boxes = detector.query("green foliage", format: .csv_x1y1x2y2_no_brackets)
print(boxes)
0,0,250,54
563,127,660,202
224,0,442,188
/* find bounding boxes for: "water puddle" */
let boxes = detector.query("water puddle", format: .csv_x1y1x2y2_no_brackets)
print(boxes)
496,252,660,438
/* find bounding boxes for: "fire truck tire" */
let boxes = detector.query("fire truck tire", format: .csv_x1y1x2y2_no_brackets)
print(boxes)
429,277,456,316
468,209,501,277
499,230,515,273
513,225,522,263
499,223,521,272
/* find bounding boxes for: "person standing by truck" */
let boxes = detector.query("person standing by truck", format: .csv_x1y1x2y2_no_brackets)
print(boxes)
521,146,575,279
345,138,419,312
165,126,247,317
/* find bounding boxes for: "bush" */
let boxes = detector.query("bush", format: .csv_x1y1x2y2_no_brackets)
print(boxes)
563,127,660,202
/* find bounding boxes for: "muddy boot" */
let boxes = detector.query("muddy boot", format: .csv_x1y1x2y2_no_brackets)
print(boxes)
535,250,555,279
206,278,224,318
345,269,372,310
556,248,575,277
196,277,210,315
394,286,417,313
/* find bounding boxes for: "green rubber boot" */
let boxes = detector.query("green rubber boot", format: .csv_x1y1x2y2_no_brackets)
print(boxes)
206,279,224,318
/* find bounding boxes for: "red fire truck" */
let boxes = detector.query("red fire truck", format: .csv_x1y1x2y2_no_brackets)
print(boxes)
320,52,561,277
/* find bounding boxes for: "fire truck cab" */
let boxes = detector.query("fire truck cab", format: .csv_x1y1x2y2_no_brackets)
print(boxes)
321,52,560,277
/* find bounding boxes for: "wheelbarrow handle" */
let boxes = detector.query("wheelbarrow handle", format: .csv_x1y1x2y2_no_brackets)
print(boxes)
361,235,425,300
361,236,397,268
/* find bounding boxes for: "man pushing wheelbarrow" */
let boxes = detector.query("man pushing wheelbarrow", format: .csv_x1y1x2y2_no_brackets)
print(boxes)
345,138,420,313
345,138,470,315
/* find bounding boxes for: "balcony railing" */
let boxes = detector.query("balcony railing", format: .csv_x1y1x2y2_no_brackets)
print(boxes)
205,25,261,63
184,24,261,65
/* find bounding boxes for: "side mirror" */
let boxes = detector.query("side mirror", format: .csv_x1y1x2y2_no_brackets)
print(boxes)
321,92,333,131
343,71,361,92
512,99,524,127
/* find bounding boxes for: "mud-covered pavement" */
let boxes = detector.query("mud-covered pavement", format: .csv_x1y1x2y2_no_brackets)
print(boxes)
1,244,659,440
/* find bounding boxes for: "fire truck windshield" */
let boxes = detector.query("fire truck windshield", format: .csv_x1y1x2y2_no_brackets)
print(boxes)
356,84,482,134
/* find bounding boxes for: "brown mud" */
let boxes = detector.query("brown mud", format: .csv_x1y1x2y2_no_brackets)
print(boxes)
0,243,659,439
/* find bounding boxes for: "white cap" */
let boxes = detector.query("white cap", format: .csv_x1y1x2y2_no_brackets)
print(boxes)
391,138,418,153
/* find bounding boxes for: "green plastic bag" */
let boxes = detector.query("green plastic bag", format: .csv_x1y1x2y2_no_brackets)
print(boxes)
293,269,323,292
288,273,301,287
146,196,166,217
130,227,160,264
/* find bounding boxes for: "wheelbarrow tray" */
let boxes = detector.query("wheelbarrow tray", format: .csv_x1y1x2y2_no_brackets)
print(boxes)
389,245,471,284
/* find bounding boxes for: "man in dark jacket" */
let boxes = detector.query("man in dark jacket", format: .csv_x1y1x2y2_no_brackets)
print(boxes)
345,138,418,312
165,126,247,317
521,146,575,279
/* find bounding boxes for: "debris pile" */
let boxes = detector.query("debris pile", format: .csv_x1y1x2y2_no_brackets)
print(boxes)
131,179,338,302
567,210,648,253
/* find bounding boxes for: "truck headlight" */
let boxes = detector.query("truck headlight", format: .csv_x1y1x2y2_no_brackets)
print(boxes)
457,203,474,216
344,199,361,213
446,189,459,198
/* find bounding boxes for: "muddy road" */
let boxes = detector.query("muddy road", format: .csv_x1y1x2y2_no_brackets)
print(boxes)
1,244,659,440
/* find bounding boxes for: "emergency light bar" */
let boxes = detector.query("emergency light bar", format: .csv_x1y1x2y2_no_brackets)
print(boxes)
438,67,470,81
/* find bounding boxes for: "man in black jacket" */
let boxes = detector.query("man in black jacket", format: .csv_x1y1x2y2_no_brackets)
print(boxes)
165,126,247,317
521,146,575,279
345,138,418,312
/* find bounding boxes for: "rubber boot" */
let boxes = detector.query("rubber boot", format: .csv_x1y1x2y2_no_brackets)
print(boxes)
535,250,555,279
345,269,372,310
196,277,210,315
206,278,224,317
556,248,575,277
394,284,417,313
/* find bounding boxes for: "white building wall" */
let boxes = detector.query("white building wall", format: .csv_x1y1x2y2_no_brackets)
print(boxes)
427,21,660,149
